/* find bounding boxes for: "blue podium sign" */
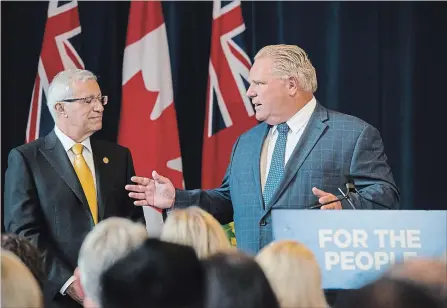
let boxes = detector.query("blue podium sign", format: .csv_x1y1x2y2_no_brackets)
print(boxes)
271,210,447,289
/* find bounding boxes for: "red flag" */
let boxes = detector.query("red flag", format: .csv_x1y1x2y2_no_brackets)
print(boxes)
26,0,84,143
118,1,183,235
202,0,257,189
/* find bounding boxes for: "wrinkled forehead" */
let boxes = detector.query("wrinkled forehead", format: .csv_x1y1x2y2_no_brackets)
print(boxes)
72,79,101,97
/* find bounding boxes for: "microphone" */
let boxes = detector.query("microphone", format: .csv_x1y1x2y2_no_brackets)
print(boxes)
308,175,393,209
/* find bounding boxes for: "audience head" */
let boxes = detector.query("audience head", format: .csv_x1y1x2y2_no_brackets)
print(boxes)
161,206,231,259
338,277,445,308
1,233,45,288
255,240,328,308
1,249,43,308
203,250,279,308
100,238,204,308
385,257,447,299
77,217,148,307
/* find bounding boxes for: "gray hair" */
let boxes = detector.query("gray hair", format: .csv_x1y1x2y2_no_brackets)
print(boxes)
46,69,97,120
254,44,318,93
77,217,148,306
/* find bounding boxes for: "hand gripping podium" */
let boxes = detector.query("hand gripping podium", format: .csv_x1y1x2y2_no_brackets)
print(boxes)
271,210,447,289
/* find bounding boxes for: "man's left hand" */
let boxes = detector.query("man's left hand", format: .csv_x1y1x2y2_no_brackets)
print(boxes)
312,187,342,210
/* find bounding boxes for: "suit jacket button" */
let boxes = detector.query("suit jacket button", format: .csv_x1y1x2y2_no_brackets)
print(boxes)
260,220,267,226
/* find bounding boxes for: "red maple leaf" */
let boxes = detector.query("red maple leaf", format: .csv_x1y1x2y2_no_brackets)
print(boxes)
118,71,183,189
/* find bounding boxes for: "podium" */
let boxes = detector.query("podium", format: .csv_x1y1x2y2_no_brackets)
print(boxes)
271,210,447,289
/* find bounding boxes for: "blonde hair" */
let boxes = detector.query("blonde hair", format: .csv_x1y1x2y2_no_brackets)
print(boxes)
255,44,317,93
1,249,43,308
256,240,328,308
161,206,231,259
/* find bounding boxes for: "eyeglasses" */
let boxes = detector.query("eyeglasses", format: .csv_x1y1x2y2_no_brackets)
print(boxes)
60,95,108,106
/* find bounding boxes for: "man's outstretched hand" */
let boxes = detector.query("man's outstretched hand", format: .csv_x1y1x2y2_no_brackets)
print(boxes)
125,171,176,209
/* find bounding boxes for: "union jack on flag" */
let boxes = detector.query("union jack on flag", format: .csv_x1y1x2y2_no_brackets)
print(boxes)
26,0,84,143
202,0,258,189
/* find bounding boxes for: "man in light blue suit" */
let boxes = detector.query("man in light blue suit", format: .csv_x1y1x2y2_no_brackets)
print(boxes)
126,44,400,254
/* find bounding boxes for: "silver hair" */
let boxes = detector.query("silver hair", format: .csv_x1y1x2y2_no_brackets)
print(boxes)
77,217,148,306
254,44,318,93
46,69,97,120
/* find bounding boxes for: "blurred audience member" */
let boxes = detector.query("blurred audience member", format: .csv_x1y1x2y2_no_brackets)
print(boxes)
100,238,204,308
385,258,447,298
77,217,148,308
161,206,231,258
336,277,444,308
1,249,43,308
203,250,279,308
256,240,328,308
1,233,45,288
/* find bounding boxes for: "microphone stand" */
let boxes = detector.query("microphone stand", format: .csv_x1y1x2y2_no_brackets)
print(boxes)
308,176,393,210
338,187,356,210
309,182,356,209
309,195,348,209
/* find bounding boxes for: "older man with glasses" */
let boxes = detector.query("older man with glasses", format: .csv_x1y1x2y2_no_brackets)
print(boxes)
4,68,145,308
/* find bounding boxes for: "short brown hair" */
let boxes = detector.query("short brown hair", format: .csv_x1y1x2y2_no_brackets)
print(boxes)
1,233,45,287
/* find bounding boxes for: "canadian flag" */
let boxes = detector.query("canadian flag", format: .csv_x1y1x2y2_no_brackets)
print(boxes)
118,1,183,237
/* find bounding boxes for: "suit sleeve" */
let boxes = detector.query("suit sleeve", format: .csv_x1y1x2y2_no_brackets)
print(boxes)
124,148,145,223
347,124,400,209
166,137,240,225
3,148,73,299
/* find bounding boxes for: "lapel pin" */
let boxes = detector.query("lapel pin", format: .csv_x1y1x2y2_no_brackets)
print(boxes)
103,157,109,164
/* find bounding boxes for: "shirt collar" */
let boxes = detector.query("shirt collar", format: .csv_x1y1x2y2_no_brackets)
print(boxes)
271,96,317,135
54,126,92,154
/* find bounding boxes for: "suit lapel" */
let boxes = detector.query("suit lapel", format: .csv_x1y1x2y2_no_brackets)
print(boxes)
264,103,329,213
91,141,111,222
251,123,270,209
39,130,89,208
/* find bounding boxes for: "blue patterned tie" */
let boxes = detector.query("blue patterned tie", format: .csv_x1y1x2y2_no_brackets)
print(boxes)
263,123,289,207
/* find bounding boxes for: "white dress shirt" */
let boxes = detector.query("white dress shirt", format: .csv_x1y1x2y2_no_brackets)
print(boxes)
54,126,97,190
54,125,97,295
264,97,317,180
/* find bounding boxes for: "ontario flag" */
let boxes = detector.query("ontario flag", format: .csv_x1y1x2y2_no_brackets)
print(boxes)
26,0,84,143
118,1,183,236
202,0,257,189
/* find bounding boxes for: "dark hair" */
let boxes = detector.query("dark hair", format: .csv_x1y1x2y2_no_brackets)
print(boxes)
336,277,445,308
1,233,45,287
203,251,279,308
100,238,205,308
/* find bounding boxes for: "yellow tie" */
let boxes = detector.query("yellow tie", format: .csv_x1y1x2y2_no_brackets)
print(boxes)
72,143,98,224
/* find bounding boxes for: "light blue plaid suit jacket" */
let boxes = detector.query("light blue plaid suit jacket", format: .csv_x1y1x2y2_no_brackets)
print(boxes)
174,102,400,254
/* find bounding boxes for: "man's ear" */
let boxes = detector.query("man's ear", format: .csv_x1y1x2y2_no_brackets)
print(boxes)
55,103,67,118
287,76,299,96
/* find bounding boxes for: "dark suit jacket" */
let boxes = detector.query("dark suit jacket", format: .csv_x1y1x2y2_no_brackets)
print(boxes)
173,102,400,254
3,130,144,308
